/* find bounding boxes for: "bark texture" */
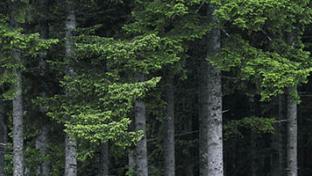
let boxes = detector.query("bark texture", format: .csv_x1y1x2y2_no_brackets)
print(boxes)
271,95,286,176
128,149,136,175
286,87,298,176
65,135,77,176
9,2,24,175
0,100,6,176
199,4,223,176
64,2,77,176
163,74,175,176
35,125,50,176
135,75,148,176
36,1,50,175
13,50,24,176
98,143,109,176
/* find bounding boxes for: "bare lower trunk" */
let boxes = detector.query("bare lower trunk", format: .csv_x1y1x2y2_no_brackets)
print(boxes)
250,131,257,176
128,119,136,175
36,1,50,175
164,74,175,176
98,143,109,176
65,135,77,176
35,125,50,176
13,53,24,176
0,100,6,176
272,95,286,176
199,4,223,176
249,97,257,176
64,2,77,176
10,2,24,175
135,78,148,176
286,87,297,176
128,149,136,175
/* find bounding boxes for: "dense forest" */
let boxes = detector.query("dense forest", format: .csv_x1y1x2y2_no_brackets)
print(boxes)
1,0,312,176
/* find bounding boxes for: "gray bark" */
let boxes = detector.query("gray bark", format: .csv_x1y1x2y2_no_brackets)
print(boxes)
98,143,109,176
0,100,6,176
35,125,50,176
286,87,298,176
199,4,223,176
9,2,24,176
128,149,136,175
163,74,175,176
65,135,77,176
64,2,77,176
36,1,50,175
135,75,148,176
13,51,24,176
135,100,148,176
271,95,286,176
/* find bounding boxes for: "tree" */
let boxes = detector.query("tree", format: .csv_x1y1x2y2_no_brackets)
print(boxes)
163,73,175,176
9,1,25,175
0,100,6,176
199,4,223,176
35,0,51,175
64,1,77,176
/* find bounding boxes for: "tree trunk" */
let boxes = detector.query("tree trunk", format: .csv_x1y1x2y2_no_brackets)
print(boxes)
199,4,223,176
9,2,24,176
36,1,50,175
64,2,77,176
135,74,148,176
271,95,286,176
65,135,77,176
286,87,298,176
36,125,50,176
247,96,257,176
98,143,109,176
12,50,24,176
128,119,136,175
163,74,175,176
0,100,6,176
128,149,136,175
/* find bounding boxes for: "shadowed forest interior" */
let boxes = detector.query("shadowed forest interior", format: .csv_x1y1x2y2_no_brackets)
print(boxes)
1,0,312,176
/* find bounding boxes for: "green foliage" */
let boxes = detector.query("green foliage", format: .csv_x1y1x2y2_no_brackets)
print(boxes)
214,0,312,32
0,17,58,99
213,35,312,101
224,116,276,140
76,34,183,74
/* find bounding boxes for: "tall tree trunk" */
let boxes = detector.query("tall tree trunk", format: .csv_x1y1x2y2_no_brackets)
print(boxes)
65,135,77,176
36,0,50,175
35,125,49,176
12,48,24,176
128,149,136,175
10,2,24,174
272,95,286,176
135,74,148,176
64,2,77,176
0,100,6,176
286,87,298,176
249,96,257,176
128,119,136,175
199,4,223,176
98,143,109,176
163,74,175,176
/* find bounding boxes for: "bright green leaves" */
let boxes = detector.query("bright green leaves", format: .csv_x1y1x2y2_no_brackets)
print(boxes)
214,35,312,101
214,0,312,32
76,34,183,74
45,70,161,146
0,18,58,99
